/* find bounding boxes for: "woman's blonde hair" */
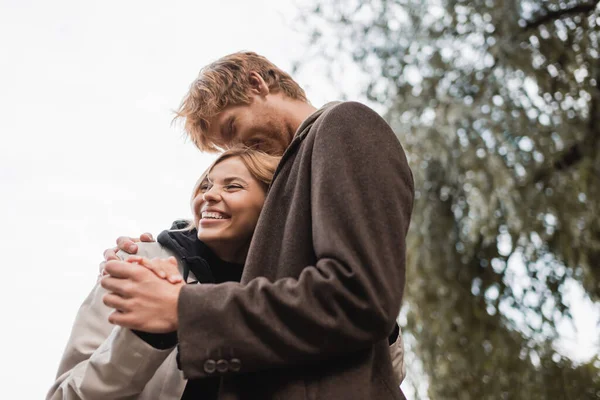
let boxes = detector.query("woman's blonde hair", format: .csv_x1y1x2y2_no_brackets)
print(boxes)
175,51,307,153
185,146,281,229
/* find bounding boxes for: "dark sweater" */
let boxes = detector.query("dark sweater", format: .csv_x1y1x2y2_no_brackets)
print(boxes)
135,225,244,400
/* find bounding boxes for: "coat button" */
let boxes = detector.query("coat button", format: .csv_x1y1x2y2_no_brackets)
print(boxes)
203,359,216,374
216,359,229,373
229,358,241,372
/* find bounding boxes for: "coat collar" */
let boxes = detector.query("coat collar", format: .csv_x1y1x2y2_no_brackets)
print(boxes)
293,101,342,142
269,101,342,190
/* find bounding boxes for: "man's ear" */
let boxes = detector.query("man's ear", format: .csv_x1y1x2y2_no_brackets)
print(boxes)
248,71,270,96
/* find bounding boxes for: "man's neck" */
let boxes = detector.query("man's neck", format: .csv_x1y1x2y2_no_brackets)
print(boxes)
284,99,318,134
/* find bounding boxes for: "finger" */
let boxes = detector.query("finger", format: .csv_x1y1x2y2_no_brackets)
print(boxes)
116,236,139,254
104,259,140,279
167,256,178,265
124,255,146,264
140,232,155,242
133,256,167,279
103,293,131,312
167,275,183,284
98,264,110,276
103,247,119,262
100,276,133,298
108,310,137,329
165,257,183,283
166,257,183,282
146,257,183,283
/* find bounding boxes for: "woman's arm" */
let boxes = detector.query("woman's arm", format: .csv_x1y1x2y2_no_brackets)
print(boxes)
46,244,178,400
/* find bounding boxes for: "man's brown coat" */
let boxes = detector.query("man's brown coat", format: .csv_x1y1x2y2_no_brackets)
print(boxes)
178,101,414,399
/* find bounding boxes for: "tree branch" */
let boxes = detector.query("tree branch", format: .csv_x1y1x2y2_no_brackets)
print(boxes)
532,72,599,184
532,142,584,184
523,1,599,31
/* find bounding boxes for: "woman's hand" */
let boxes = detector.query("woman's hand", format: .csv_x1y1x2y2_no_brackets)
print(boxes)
99,233,155,275
126,256,183,284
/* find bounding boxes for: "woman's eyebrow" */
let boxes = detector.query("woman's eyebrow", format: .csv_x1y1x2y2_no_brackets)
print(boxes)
222,177,247,184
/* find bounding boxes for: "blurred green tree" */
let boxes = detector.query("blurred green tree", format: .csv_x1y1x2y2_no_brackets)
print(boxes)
297,0,600,398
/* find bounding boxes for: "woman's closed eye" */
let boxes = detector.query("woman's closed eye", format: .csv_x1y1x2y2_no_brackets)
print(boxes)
224,184,243,190
199,183,212,192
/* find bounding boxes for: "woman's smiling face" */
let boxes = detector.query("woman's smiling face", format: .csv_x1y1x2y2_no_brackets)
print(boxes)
192,156,267,262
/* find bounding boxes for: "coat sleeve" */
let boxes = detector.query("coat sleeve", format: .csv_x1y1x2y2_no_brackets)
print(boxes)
46,245,178,400
177,101,414,378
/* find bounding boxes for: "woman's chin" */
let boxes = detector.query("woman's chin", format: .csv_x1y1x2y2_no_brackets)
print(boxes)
197,229,224,244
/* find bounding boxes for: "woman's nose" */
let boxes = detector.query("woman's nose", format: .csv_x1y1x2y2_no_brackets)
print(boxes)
202,186,221,202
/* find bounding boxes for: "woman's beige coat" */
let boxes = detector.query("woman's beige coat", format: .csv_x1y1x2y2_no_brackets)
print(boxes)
47,243,188,400
47,243,406,400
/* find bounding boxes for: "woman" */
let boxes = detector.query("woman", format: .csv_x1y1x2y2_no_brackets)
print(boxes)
48,146,279,400
48,146,405,400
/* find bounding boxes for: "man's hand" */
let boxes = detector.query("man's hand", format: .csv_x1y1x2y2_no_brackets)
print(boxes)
99,233,155,274
101,257,184,333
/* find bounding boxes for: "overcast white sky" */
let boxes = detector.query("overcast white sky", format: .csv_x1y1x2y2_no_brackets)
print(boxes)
0,1,597,398
0,1,329,397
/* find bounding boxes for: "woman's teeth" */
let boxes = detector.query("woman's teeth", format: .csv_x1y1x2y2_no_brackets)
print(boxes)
202,212,226,219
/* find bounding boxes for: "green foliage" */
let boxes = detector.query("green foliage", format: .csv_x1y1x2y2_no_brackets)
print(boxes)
298,0,600,398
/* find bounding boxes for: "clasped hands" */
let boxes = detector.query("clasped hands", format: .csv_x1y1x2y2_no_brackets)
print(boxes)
100,234,185,333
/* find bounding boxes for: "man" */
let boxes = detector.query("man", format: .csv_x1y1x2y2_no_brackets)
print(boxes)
102,51,414,399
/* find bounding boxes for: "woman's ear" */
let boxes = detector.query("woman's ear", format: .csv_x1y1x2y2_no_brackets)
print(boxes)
248,71,270,96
